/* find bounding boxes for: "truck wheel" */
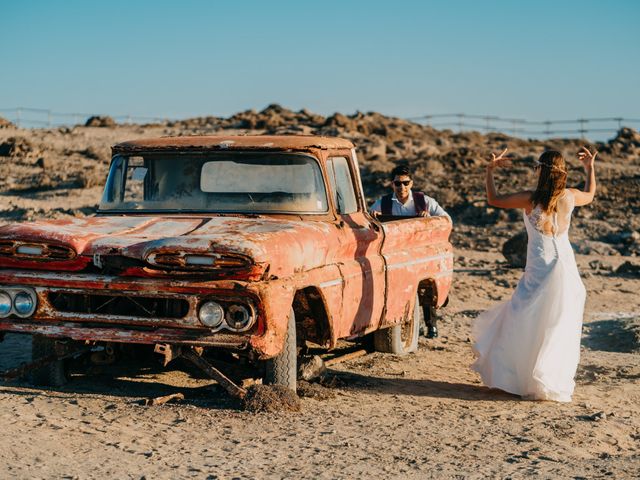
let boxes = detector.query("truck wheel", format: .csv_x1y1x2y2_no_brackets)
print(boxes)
373,294,419,355
31,335,67,387
265,308,297,392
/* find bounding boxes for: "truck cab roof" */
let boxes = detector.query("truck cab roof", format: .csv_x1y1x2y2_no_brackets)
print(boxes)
112,135,355,154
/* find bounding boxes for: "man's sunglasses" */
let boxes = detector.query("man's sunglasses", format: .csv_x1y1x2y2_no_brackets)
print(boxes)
393,180,411,187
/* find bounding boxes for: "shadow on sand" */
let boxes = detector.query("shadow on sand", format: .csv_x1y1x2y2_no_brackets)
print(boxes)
582,317,640,354
0,364,241,410
333,370,519,402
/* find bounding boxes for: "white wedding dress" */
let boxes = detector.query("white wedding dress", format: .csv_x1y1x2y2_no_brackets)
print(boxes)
472,190,586,402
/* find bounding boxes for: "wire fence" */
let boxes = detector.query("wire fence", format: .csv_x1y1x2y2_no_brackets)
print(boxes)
1,107,638,140
0,107,168,129
407,113,640,139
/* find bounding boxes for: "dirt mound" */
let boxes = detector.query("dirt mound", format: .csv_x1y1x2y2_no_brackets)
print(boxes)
241,384,301,413
85,115,117,127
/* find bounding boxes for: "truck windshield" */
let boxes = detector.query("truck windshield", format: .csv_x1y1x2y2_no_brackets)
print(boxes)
99,152,329,214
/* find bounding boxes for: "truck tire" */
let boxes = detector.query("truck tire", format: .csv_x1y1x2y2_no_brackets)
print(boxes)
31,335,67,387
373,294,420,355
265,308,297,392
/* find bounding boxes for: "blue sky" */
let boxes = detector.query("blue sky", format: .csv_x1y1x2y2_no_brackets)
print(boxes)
1,0,639,125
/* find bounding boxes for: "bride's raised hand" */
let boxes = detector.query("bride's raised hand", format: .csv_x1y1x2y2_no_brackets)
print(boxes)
487,148,511,171
577,146,597,171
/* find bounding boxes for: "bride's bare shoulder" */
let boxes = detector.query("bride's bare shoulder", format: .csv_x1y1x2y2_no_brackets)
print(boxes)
563,188,578,203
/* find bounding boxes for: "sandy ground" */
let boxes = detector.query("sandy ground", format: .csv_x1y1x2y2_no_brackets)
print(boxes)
1,248,638,479
1,118,639,477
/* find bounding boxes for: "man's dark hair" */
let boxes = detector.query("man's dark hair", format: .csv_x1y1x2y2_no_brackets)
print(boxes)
390,165,412,180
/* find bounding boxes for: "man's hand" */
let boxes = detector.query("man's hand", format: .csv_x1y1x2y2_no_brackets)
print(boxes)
577,146,597,171
418,211,430,217
487,148,512,171
370,210,381,218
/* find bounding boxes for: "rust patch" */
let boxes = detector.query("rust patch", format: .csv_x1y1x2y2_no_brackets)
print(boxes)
112,135,354,155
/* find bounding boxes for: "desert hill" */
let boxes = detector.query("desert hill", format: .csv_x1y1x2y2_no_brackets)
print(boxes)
1,105,639,258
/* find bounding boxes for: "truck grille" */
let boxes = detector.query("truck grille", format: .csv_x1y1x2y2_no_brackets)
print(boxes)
48,292,189,319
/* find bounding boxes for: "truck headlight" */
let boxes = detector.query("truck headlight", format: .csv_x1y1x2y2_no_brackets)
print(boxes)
13,291,36,317
0,292,11,317
226,304,253,332
198,301,224,328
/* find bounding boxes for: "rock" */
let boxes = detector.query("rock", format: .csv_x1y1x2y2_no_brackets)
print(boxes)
298,355,327,381
0,137,35,157
615,261,640,277
75,168,103,188
502,231,528,268
578,411,607,422
424,158,445,176
323,113,356,131
602,230,639,245
572,240,619,256
260,103,286,115
78,146,104,161
612,127,640,146
366,140,388,161
588,259,613,273
85,115,116,127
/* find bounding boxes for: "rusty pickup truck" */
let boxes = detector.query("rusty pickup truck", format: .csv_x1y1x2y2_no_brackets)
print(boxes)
0,135,452,391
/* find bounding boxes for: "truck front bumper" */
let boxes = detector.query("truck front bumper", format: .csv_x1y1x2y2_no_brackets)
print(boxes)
0,319,251,349
0,269,295,359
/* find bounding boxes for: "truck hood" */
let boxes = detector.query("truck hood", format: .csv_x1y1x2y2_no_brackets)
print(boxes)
0,215,337,278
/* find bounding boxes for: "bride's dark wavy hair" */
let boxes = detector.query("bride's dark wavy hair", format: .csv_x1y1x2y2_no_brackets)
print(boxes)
531,150,567,213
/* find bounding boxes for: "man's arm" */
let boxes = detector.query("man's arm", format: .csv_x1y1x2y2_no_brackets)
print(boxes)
369,198,382,217
424,196,449,218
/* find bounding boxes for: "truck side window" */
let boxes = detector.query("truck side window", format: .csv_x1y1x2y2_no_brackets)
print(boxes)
327,157,358,214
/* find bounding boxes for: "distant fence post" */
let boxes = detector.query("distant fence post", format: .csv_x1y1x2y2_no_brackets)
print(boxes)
578,119,587,139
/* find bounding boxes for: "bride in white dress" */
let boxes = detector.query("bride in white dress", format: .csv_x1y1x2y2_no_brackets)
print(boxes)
472,147,597,402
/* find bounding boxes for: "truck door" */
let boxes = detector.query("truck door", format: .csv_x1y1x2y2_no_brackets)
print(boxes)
326,155,386,337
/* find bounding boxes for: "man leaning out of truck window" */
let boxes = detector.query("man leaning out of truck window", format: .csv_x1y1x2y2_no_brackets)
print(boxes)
369,165,449,218
368,165,449,339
